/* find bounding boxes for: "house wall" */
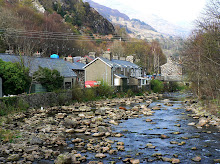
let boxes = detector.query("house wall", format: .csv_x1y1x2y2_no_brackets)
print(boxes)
85,59,112,86
64,77,76,89
129,77,139,86
73,70,85,88
0,77,2,97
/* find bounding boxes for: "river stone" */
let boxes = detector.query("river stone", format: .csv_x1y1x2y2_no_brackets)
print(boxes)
29,136,43,145
161,134,169,139
162,157,172,162
117,145,125,151
152,106,160,110
188,122,196,126
98,126,109,132
92,132,105,137
95,153,106,158
109,120,119,126
192,156,201,162
72,138,83,143
171,158,180,163
56,113,66,119
65,129,75,133
146,119,152,122
115,133,123,137
130,159,140,164
55,153,72,164
214,159,220,163
7,154,20,161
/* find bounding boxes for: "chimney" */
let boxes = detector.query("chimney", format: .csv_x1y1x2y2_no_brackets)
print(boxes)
113,56,119,60
103,51,112,61
126,55,134,63
119,57,126,61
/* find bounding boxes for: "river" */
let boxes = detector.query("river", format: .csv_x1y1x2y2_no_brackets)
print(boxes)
66,93,220,163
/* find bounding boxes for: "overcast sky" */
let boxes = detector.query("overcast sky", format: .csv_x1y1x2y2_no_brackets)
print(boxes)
91,0,207,27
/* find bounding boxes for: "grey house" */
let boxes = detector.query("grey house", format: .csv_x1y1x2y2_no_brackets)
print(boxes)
0,77,2,97
0,54,78,93
84,56,143,88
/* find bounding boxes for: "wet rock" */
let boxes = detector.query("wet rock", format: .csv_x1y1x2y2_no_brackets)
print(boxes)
117,145,125,151
117,142,124,146
95,153,106,158
170,141,178,144
102,147,110,153
56,113,66,119
196,118,208,128
92,132,105,137
98,126,109,132
72,138,83,143
178,141,186,146
130,159,140,164
214,159,220,163
152,106,161,110
146,143,156,149
160,134,169,139
162,157,172,162
29,136,43,145
74,129,86,133
115,133,123,137
192,156,201,162
171,158,180,163
65,129,75,133
109,149,117,154
55,153,72,164
63,118,77,128
146,119,152,122
191,147,197,150
109,120,119,126
188,122,196,126
7,154,20,161
172,132,181,135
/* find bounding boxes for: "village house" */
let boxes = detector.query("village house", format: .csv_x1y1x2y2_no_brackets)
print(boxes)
83,51,145,89
160,57,183,81
0,53,81,93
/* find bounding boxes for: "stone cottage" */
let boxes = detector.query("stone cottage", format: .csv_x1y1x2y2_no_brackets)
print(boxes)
160,57,182,81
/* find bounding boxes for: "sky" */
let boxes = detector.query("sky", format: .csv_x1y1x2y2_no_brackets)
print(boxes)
91,0,207,27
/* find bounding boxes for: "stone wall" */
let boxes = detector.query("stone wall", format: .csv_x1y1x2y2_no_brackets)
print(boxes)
20,91,73,108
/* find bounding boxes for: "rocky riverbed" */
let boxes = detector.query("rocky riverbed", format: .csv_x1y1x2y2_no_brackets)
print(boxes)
0,92,219,164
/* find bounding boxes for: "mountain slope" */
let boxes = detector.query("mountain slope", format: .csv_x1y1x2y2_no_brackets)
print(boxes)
84,0,164,40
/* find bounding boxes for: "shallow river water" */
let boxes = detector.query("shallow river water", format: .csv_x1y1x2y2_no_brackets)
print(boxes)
71,93,219,163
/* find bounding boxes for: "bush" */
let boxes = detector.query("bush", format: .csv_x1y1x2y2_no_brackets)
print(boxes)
94,81,114,98
150,79,164,93
84,88,96,101
0,97,29,116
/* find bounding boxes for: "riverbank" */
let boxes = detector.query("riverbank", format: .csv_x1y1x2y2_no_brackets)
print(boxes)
184,100,220,130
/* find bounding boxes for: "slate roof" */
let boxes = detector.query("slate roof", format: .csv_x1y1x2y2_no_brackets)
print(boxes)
0,54,77,77
112,59,140,69
83,57,141,69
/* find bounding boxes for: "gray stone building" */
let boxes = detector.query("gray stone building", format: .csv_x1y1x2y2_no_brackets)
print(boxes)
160,57,183,81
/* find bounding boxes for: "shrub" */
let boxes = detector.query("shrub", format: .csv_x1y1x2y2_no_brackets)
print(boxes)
150,79,164,93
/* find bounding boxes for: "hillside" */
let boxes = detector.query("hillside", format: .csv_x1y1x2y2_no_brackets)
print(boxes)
84,0,163,41
0,0,117,56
